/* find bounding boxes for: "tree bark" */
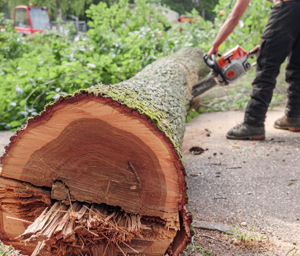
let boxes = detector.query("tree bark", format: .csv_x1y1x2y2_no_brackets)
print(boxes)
0,47,209,255
56,0,62,22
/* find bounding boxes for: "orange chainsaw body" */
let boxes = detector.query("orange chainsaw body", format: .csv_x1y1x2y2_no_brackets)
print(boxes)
217,45,248,69
216,45,251,84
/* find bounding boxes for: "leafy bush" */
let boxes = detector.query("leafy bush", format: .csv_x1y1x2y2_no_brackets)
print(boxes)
0,0,272,130
0,31,102,130
0,13,30,60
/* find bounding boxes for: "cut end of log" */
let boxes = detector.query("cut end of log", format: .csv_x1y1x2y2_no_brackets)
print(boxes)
0,94,191,255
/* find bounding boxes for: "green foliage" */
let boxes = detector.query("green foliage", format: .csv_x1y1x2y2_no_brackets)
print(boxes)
0,13,29,59
0,31,102,130
86,0,171,73
0,0,273,131
0,0,175,130
166,9,216,52
186,109,199,122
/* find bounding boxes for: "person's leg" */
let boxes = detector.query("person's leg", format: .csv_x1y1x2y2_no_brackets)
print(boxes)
285,35,300,118
244,3,298,126
273,2,300,131
227,2,299,139
274,35,300,131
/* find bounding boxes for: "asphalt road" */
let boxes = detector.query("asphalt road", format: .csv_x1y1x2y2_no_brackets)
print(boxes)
182,107,300,255
1,107,299,255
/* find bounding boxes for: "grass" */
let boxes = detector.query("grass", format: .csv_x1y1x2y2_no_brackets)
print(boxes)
225,226,267,245
183,244,212,255
182,237,212,255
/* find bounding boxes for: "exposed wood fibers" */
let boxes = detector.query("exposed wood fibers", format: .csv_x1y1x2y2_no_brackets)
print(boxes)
18,200,174,256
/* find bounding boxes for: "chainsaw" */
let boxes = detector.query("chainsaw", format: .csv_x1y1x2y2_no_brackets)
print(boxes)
192,45,258,98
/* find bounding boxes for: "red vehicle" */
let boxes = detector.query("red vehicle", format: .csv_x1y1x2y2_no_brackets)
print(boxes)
14,5,51,35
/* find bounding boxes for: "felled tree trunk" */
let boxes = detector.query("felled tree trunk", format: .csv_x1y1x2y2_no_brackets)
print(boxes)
0,47,209,256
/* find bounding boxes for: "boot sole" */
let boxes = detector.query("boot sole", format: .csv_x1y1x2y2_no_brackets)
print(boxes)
226,135,265,140
274,124,300,132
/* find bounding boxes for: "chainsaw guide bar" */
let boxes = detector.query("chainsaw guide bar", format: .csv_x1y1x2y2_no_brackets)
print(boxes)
191,75,217,97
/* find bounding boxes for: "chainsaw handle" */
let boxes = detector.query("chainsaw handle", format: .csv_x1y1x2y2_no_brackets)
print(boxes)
203,53,216,69
248,49,259,59
203,53,221,69
224,53,234,63
203,52,228,84
203,52,223,68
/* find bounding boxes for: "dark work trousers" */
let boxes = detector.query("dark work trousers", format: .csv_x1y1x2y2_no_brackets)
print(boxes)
244,1,300,127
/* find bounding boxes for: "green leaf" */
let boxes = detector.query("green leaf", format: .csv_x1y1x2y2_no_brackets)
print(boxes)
9,121,21,128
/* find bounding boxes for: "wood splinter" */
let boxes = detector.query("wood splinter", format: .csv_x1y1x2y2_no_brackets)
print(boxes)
18,201,154,255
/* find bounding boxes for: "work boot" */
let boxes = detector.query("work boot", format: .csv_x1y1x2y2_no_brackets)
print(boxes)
274,116,300,132
226,123,265,140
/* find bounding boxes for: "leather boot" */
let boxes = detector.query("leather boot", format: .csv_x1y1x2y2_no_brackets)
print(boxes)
226,123,265,140
274,116,300,132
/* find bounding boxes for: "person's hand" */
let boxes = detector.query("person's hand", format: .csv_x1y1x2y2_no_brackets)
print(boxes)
207,45,219,59
249,44,260,58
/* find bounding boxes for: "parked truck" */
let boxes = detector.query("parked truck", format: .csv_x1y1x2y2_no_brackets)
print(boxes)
14,4,51,35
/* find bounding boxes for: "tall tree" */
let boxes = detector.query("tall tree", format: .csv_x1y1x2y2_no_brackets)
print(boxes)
199,0,219,20
160,0,219,20
0,0,9,18
161,0,195,15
